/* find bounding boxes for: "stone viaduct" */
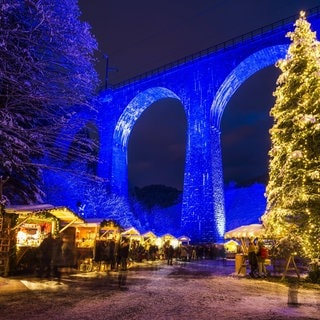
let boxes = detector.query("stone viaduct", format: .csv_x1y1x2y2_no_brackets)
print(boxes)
93,8,320,242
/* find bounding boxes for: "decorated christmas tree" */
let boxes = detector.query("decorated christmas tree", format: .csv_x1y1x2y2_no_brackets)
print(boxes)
262,11,320,260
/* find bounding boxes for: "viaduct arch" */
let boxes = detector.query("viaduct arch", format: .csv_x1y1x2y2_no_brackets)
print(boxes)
96,10,320,243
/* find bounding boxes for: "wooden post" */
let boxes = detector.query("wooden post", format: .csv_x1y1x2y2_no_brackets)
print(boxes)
281,255,300,281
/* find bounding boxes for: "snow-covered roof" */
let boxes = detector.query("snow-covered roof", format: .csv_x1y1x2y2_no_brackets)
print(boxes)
6,204,55,212
6,204,84,224
141,231,157,238
161,233,177,240
224,224,264,239
121,227,141,236
178,235,191,241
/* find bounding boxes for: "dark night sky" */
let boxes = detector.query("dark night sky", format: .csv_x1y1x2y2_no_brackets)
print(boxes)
78,0,320,190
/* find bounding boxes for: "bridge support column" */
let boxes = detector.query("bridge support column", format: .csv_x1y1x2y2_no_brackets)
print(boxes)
181,113,225,243
111,144,128,197
210,126,226,242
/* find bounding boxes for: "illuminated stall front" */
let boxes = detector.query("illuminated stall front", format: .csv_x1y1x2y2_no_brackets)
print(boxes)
75,222,99,263
224,224,266,275
178,235,191,246
76,222,99,248
16,221,52,248
161,233,179,248
224,239,240,259
6,204,84,272
75,219,123,267
99,219,122,241
121,227,141,249
141,231,158,246
7,205,84,245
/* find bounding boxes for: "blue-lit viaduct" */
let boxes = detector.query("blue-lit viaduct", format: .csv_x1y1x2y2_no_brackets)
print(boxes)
92,9,320,243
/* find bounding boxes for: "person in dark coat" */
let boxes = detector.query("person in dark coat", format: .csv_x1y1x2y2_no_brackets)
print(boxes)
248,240,258,278
52,235,63,282
38,232,55,278
119,238,130,271
166,245,174,266
108,239,116,270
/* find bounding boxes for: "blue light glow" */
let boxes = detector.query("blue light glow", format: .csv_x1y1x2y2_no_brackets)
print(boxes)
111,87,181,196
45,15,320,242
106,43,290,243
211,45,289,128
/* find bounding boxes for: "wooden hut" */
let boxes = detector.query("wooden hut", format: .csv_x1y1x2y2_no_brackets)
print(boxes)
5,204,84,274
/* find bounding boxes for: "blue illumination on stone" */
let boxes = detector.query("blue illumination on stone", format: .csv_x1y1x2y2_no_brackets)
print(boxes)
211,45,289,128
208,45,289,240
112,87,181,196
44,14,320,243
100,41,292,243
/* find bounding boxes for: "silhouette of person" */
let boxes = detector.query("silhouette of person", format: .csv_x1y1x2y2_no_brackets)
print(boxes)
119,238,130,271
38,232,55,278
247,240,258,278
166,245,174,265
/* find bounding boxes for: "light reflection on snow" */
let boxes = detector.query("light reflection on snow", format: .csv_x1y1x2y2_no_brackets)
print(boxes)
20,280,68,291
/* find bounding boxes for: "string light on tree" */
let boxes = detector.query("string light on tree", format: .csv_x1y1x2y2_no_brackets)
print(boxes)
262,11,320,260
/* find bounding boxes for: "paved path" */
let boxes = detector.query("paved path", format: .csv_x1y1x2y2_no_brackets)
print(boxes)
0,260,319,320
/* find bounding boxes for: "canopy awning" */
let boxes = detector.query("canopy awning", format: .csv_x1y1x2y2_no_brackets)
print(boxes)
224,224,265,239
6,204,84,224
178,235,191,242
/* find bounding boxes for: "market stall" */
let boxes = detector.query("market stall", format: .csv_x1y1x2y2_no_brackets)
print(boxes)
7,204,84,241
224,223,266,275
161,233,179,248
99,219,122,241
74,219,123,272
225,224,265,253
7,205,57,249
75,219,127,271
224,239,240,259
141,231,159,260
121,227,141,248
6,204,84,273
76,222,99,248
74,222,99,265
178,235,191,246
141,231,157,244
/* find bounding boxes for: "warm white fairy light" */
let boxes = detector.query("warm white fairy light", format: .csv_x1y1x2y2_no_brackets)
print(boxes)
262,11,320,260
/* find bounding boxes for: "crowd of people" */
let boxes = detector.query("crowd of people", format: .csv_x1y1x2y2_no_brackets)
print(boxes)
34,232,269,281
94,239,227,271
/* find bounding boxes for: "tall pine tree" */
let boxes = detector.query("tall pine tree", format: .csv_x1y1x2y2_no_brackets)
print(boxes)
0,1,100,204
262,11,320,260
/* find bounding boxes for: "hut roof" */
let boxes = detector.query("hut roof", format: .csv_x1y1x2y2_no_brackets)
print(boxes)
224,224,264,239
6,204,84,224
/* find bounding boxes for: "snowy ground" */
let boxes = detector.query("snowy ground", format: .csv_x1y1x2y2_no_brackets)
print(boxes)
0,260,319,320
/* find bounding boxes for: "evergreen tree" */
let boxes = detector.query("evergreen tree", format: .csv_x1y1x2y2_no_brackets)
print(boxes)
262,11,320,259
0,1,100,204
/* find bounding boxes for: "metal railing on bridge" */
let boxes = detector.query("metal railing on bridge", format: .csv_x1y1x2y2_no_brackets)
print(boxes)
109,5,320,90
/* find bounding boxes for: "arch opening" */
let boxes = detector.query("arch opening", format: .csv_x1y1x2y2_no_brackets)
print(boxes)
210,45,288,239
221,66,279,231
221,66,279,186
128,97,187,191
111,87,184,197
